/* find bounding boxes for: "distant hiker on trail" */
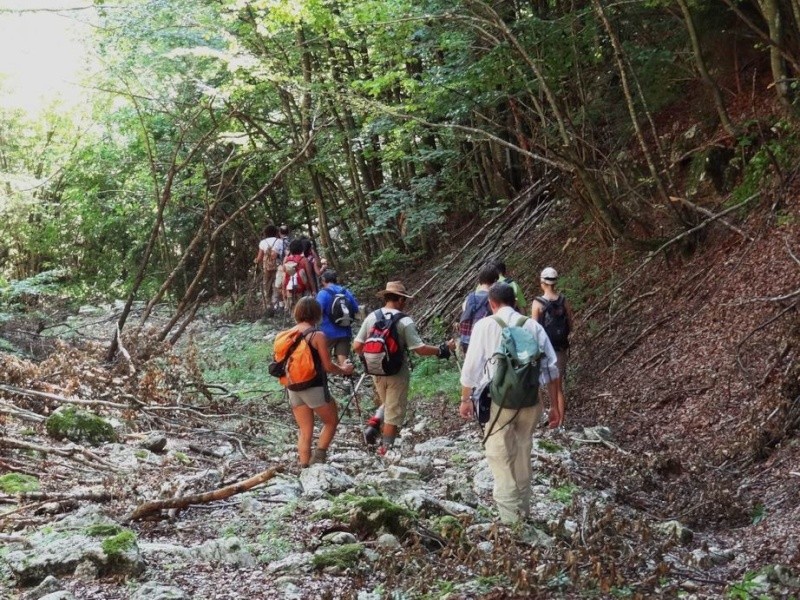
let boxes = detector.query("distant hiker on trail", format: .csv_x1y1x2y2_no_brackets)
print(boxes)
353,281,455,457
283,239,311,311
532,267,573,429
271,297,354,469
459,282,560,525
459,264,499,354
317,269,360,367
253,224,284,314
274,224,291,309
492,260,527,311
301,237,322,294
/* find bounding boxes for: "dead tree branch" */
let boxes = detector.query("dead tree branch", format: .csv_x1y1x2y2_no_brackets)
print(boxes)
126,465,284,521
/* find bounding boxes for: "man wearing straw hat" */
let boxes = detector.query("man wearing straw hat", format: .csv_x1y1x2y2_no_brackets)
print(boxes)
353,281,455,456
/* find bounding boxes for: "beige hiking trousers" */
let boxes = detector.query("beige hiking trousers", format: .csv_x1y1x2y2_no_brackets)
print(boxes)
484,401,543,524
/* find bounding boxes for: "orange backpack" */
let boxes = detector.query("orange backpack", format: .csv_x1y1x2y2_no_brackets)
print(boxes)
270,328,324,391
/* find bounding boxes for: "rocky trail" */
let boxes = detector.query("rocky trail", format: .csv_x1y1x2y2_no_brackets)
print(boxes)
0,306,724,600
1,182,799,599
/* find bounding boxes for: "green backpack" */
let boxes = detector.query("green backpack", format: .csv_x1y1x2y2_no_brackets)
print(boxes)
489,315,542,410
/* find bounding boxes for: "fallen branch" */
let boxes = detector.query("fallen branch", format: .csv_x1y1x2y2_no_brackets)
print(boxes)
0,535,32,547
0,401,46,423
0,384,130,411
670,196,753,241
16,490,113,503
786,237,800,269
126,465,284,521
115,324,137,376
0,437,119,472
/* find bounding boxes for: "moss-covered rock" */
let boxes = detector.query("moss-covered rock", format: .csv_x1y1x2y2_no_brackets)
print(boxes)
348,496,416,537
311,543,363,570
0,473,40,494
85,524,124,538
45,406,117,446
312,493,417,537
101,530,137,556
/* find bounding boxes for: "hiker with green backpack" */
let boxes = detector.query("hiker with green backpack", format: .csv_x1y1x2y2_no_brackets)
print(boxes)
459,282,561,525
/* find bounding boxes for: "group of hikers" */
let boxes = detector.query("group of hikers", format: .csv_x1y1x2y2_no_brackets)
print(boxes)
253,224,330,315
258,226,574,526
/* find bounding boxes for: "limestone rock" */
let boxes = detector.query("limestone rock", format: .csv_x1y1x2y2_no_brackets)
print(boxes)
266,552,314,575
38,593,75,600
140,433,168,454
299,464,355,499
4,513,143,586
21,575,64,600
376,533,400,549
413,437,455,455
259,476,303,502
472,463,494,494
321,531,358,545
130,582,188,600
655,520,694,544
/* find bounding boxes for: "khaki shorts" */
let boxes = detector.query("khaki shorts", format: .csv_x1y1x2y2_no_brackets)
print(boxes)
274,266,285,289
288,386,330,409
327,337,351,358
373,372,410,426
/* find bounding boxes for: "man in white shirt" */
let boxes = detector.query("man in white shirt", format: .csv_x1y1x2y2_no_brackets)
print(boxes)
459,282,561,525
254,224,284,313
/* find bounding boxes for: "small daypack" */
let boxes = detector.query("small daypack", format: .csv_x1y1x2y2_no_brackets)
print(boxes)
458,291,490,345
360,310,406,376
535,295,570,351
489,315,542,410
471,382,491,427
269,328,324,391
327,289,355,327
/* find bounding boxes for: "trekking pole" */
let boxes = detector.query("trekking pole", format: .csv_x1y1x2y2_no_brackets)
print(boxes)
348,373,363,418
334,373,367,433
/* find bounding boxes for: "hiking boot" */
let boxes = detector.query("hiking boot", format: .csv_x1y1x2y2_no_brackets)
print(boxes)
363,416,381,446
310,448,327,465
377,445,400,462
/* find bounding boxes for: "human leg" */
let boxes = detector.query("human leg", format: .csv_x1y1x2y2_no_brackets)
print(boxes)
510,404,542,518
290,402,314,467
548,350,568,428
313,399,339,452
484,404,526,524
377,372,409,449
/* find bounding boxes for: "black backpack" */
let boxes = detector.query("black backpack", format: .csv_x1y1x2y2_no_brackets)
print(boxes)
535,295,570,351
328,288,355,327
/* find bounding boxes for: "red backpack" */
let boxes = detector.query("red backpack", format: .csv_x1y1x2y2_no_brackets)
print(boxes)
360,310,406,376
283,254,309,294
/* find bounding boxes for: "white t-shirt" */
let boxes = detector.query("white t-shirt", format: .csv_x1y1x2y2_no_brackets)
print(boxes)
259,237,284,258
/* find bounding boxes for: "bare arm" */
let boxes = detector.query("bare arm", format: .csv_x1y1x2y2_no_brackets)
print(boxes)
531,298,544,321
312,333,353,376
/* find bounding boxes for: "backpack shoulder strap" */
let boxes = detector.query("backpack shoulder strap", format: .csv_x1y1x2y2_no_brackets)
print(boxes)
280,329,306,361
534,296,550,308
515,316,529,328
491,315,507,329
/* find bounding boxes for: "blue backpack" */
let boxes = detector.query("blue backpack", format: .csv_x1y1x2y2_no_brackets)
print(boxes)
459,291,491,347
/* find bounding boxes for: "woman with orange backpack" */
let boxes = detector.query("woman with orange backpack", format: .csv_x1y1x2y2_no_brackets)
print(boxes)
270,297,354,468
